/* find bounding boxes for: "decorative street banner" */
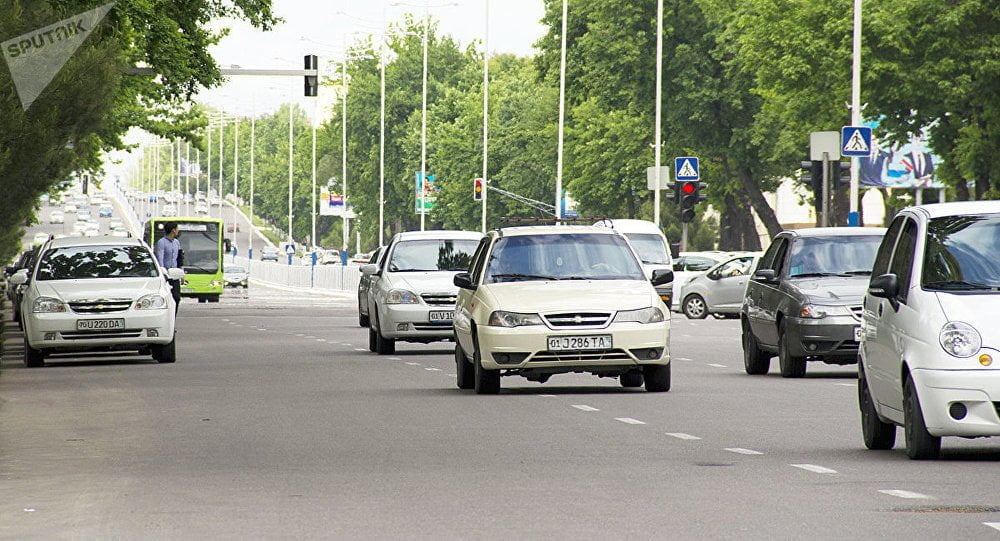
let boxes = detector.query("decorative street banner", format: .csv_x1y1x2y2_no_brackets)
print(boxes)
1,2,115,110
319,187,345,216
415,172,438,214
858,120,943,189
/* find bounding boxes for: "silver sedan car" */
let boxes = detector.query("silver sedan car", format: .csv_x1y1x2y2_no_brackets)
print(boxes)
678,255,758,319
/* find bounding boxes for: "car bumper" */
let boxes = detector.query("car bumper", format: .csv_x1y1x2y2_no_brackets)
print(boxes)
786,316,860,362
24,310,175,351
476,322,670,370
910,367,1000,437
379,304,455,340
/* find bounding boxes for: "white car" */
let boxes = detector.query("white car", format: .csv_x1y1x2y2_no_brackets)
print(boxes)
678,254,760,319
109,218,124,230
32,232,50,246
669,252,730,311
860,201,1000,459
161,204,177,217
63,203,77,214
361,230,483,354
110,228,130,238
9,237,182,367
595,219,674,306
452,225,673,394
194,203,208,215
49,211,65,224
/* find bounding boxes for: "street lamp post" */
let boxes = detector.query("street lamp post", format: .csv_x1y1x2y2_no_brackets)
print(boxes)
555,0,568,220
481,0,489,233
218,117,224,220
341,55,349,254
234,116,239,213
288,103,294,243
420,6,429,231
654,0,663,227
849,0,862,227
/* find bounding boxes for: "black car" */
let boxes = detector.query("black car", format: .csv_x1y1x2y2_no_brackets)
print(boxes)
741,227,886,378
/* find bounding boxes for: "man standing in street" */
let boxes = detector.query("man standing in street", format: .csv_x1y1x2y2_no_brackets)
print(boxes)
154,222,182,313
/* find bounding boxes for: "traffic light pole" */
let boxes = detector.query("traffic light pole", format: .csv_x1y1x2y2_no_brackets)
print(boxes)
822,152,830,228
681,222,688,253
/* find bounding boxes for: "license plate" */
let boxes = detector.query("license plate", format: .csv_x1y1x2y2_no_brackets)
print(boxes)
547,335,613,351
854,326,863,342
181,287,194,293
77,318,125,331
429,310,454,322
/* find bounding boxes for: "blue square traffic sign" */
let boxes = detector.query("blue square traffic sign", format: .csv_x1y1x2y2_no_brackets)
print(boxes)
841,126,872,157
674,157,700,181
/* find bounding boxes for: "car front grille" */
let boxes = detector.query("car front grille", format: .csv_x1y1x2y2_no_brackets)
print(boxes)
531,349,631,363
413,322,453,331
421,293,456,305
61,329,143,340
543,312,612,328
69,299,132,314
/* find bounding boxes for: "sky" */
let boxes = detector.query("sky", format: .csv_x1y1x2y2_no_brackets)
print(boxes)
196,0,549,120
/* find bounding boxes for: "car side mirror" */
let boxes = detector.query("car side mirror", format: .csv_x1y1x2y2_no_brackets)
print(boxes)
166,268,186,281
360,264,379,276
651,269,674,287
454,272,476,290
752,269,777,283
706,271,720,280
868,273,899,300
9,269,28,286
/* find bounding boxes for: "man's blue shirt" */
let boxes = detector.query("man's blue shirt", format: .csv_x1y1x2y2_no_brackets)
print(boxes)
154,236,180,269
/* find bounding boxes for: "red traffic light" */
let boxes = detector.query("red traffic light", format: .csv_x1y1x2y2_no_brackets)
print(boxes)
474,178,484,201
680,182,696,195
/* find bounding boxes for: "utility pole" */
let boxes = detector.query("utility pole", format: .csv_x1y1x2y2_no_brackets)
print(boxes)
653,0,663,227
234,117,239,211
420,6,429,231
288,104,294,243
481,0,489,233
848,0,863,226
555,0,568,220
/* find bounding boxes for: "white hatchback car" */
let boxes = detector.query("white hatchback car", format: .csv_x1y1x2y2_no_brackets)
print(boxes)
10,237,183,367
452,226,673,394
361,230,483,354
594,219,674,305
860,201,1000,459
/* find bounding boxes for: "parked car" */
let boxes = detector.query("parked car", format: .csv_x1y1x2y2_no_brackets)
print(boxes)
9,236,182,367
223,265,249,288
361,230,482,354
595,219,674,306
77,209,92,221
859,201,1000,460
8,245,42,326
670,252,730,311
260,246,280,262
357,247,384,327
49,211,65,224
63,203,77,214
741,227,886,377
679,254,760,319
452,225,673,394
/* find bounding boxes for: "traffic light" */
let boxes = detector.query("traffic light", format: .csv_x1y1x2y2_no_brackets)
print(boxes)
801,160,823,212
832,160,851,186
304,54,318,97
678,180,703,223
474,178,484,201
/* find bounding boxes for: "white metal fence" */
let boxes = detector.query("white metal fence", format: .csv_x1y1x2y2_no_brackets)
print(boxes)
233,256,361,292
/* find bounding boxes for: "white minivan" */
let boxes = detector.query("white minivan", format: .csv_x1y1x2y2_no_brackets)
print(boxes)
595,219,674,306
859,201,1000,459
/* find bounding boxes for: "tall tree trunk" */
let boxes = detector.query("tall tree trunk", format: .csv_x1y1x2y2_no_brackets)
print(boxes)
722,157,782,239
955,179,970,201
719,194,741,251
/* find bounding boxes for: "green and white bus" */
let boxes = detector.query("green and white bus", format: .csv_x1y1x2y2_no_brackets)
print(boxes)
145,217,225,303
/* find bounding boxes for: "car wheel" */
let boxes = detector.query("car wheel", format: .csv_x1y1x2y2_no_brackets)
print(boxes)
372,306,395,355
23,335,44,368
472,332,500,394
359,298,370,328
859,365,895,450
455,341,475,390
903,377,941,460
742,323,771,375
368,326,378,352
208,295,220,303
643,363,671,392
682,295,709,319
777,323,806,378
620,371,644,388
151,334,177,363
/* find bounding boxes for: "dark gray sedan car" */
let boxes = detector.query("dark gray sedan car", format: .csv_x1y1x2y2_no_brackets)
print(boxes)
741,227,885,377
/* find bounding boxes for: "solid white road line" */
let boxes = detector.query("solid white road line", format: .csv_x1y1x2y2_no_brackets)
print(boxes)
676,357,692,361
665,432,702,440
571,405,599,412
353,347,366,351
724,448,763,455
878,490,933,500
983,523,1000,532
537,394,557,398
708,363,727,368
615,417,646,425
833,383,855,387
790,464,838,474
388,357,402,361
405,362,421,366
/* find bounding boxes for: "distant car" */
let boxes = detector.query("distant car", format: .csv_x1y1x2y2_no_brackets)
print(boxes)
260,246,280,262
110,228,130,238
32,232,50,246
226,223,241,233
194,203,208,215
595,219,674,306
161,204,177,217
108,218,124,230
49,211,65,224
72,222,89,235
98,205,113,218
678,254,760,319
84,221,100,232
83,229,101,237
223,265,249,288
63,203,77,214
319,249,342,265
77,210,92,221
670,252,730,311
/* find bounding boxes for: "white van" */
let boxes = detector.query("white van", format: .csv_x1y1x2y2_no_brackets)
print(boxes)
860,201,1000,459
595,219,674,306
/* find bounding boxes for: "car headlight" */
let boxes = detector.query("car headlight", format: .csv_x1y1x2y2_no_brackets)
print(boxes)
939,321,981,358
385,289,420,304
33,297,67,313
209,280,223,287
614,306,665,324
799,304,852,319
135,294,167,310
488,310,544,327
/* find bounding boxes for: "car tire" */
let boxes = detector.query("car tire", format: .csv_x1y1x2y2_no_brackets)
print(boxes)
859,365,895,450
23,335,44,368
151,335,177,363
643,363,671,392
372,306,395,355
682,295,709,319
742,323,771,375
472,333,500,394
903,377,941,460
455,342,475,390
778,323,806,378
620,371,644,388
208,295,220,303
368,326,377,352
359,298,370,328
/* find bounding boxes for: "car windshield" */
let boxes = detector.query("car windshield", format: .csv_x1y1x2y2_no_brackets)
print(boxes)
35,245,159,280
787,235,882,278
484,233,646,283
624,233,670,264
388,239,478,272
922,214,1000,290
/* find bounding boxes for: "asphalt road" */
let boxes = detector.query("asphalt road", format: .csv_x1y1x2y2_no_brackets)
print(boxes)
3,213,1000,538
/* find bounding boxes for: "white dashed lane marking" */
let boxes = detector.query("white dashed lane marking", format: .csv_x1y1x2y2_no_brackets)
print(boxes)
538,394,556,398
833,383,855,387
425,367,441,371
790,464,838,475
405,362,421,366
353,348,366,351
388,357,402,361
724,448,763,456
571,405,599,412
676,357,692,361
615,417,646,425
708,363,727,368
665,432,701,440
878,490,933,500
295,334,305,337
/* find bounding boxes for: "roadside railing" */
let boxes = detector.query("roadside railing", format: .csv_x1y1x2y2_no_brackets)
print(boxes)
232,256,361,292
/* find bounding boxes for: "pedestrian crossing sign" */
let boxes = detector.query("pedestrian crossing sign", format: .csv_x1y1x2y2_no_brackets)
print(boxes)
841,126,872,157
674,157,700,181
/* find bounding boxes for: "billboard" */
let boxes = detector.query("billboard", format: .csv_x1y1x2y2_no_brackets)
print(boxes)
319,187,345,216
415,172,439,214
858,120,942,189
